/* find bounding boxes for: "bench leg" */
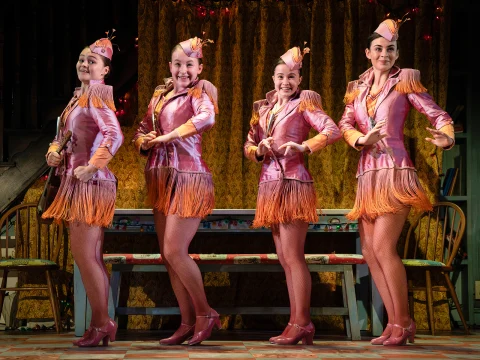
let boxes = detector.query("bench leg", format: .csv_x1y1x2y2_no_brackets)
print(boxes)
109,267,121,323
341,271,352,340
344,265,361,341
73,262,87,337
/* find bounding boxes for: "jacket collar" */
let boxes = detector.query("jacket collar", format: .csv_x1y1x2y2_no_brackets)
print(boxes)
357,66,401,87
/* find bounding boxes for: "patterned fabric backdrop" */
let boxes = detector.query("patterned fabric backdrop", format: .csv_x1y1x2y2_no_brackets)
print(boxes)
19,0,452,331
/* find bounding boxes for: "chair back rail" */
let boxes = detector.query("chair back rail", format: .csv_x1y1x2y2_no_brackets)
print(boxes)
0,203,66,261
403,202,465,267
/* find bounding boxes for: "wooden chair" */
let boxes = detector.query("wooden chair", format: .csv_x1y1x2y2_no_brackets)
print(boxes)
402,202,469,335
0,203,64,332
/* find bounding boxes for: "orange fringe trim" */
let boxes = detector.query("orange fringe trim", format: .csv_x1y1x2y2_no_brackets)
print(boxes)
78,84,116,111
145,167,214,218
250,111,260,126
347,168,433,221
153,88,166,98
298,91,324,112
343,89,360,105
343,81,360,105
41,175,117,227
253,179,318,228
395,69,427,94
188,81,219,114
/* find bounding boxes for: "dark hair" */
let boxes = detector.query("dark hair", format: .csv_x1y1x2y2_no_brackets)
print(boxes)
272,57,302,76
366,32,399,50
171,44,203,65
99,54,112,78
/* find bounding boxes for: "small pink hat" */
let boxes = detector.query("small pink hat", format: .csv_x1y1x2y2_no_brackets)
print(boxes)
374,14,411,41
90,29,116,60
280,44,310,71
179,33,214,58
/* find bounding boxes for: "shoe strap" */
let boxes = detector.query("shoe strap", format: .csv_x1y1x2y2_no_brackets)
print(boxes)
196,314,218,318
180,322,195,329
293,323,312,333
392,321,412,333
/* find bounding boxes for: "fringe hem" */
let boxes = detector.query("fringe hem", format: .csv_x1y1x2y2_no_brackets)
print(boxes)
41,175,117,227
146,167,214,218
347,168,433,221
253,179,318,228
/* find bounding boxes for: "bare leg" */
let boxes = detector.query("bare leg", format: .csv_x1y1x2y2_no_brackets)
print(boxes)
162,214,212,333
70,221,110,327
359,218,395,336
271,224,295,338
154,211,195,334
371,207,411,338
278,220,311,332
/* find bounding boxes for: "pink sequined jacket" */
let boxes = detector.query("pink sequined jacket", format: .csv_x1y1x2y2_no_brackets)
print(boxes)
338,66,454,178
48,80,124,182
244,89,341,184
133,78,217,174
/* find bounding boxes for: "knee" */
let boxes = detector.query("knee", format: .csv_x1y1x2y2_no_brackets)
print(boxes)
282,252,305,269
361,244,376,262
372,243,399,262
162,245,185,264
276,252,288,268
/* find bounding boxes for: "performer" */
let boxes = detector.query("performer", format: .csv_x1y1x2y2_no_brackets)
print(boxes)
43,31,124,347
338,18,454,346
244,46,341,345
133,35,219,346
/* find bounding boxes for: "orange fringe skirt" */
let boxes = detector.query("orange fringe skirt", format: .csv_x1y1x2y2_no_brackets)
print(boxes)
253,179,318,228
145,167,214,218
347,168,433,221
41,175,117,227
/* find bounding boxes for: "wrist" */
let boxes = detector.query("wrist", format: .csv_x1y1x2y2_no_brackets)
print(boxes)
87,164,98,174
356,136,365,146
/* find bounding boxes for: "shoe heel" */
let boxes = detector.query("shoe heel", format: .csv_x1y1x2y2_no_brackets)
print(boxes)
302,332,314,345
214,318,221,330
408,333,415,343
102,336,109,346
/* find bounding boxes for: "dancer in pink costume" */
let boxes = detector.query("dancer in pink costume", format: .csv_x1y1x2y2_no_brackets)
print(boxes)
43,31,124,347
244,45,341,345
338,18,455,346
133,35,220,346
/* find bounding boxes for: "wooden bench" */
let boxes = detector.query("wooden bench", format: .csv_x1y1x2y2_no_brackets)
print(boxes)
74,209,374,340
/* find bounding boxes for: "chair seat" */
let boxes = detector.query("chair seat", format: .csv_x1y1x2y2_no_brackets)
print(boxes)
402,259,446,267
0,258,58,267
103,253,365,265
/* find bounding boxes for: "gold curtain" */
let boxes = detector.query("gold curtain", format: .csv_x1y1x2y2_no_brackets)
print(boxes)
19,0,452,331
135,0,451,211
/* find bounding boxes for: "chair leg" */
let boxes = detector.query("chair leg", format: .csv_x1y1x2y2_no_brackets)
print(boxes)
425,270,435,335
0,270,9,315
408,279,415,322
443,273,470,335
45,270,62,333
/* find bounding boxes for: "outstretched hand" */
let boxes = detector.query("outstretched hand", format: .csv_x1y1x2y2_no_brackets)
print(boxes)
357,119,387,146
278,141,306,156
425,127,454,148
